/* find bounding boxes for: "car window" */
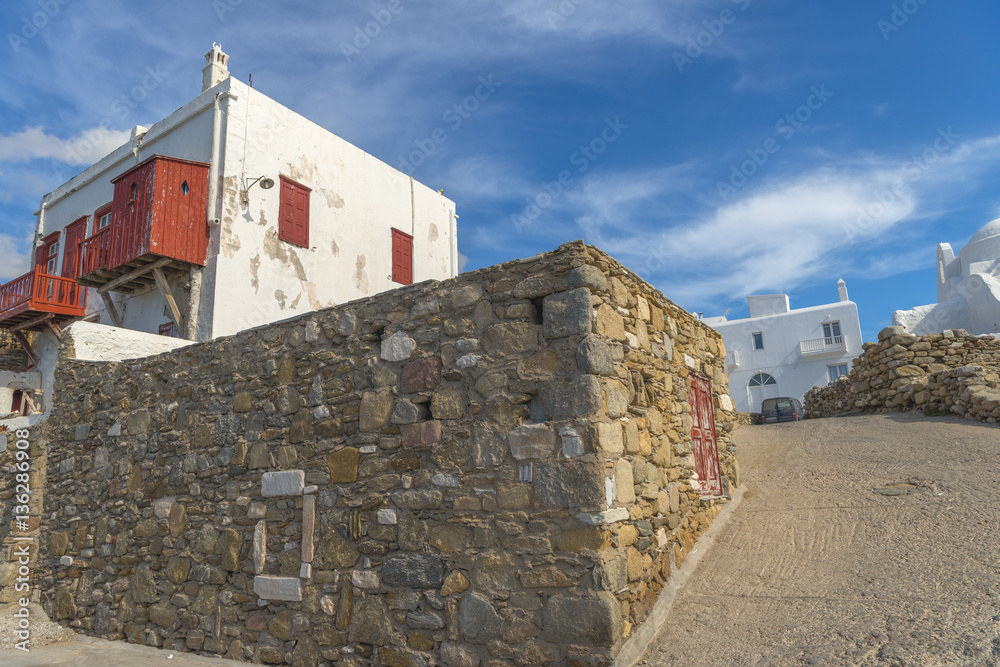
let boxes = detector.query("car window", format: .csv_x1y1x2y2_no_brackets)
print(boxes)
776,399,792,409
761,399,777,411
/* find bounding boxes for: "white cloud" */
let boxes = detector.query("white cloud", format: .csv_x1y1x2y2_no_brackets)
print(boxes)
0,126,130,166
0,233,32,282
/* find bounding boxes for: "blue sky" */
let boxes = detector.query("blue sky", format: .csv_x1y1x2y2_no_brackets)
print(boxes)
1,0,999,341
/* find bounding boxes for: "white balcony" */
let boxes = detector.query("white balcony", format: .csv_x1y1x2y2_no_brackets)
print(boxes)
725,349,739,369
799,335,847,357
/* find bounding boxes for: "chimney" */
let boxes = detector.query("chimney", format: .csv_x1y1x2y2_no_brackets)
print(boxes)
837,279,849,302
202,43,229,93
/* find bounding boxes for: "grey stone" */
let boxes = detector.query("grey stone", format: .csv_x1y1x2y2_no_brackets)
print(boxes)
253,521,266,574
253,575,302,602
149,601,178,629
377,508,397,524
261,469,305,497
540,375,603,419
455,354,480,368
74,423,90,441
381,331,417,362
440,643,480,667
153,496,175,519
508,423,556,460
391,398,423,424
604,379,629,418
383,553,445,588
568,264,608,293
534,460,604,508
577,508,630,525
407,609,446,630
107,422,121,437
577,336,614,376
593,556,628,591
542,592,622,647
348,597,391,646
560,426,585,458
126,410,150,435
431,473,460,487
543,288,592,339
130,564,157,603
483,322,540,356
447,284,484,309
190,564,226,584
391,487,443,509
351,570,380,589
460,592,502,644
246,441,271,469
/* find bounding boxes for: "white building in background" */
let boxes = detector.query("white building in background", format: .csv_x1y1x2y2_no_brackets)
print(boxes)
704,281,863,414
0,44,458,423
893,219,1000,335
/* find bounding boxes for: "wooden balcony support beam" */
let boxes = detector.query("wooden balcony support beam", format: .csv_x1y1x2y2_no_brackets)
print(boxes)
13,331,38,368
100,293,123,328
152,266,185,336
97,257,172,295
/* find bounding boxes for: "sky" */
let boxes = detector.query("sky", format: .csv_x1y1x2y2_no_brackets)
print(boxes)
1,0,999,342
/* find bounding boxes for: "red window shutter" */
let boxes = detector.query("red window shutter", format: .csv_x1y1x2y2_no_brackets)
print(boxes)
392,228,413,285
279,177,310,248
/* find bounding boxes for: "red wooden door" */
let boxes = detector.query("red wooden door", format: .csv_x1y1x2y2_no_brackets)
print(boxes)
392,228,413,284
62,217,88,279
690,375,723,498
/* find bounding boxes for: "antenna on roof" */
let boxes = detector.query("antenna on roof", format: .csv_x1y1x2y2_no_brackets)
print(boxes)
249,73,253,88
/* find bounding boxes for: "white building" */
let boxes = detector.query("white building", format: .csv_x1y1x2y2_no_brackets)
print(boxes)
704,281,863,413
0,44,458,423
893,219,1000,335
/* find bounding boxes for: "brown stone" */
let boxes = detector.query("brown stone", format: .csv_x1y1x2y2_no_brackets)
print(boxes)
233,391,253,412
218,528,242,572
595,304,627,341
402,421,442,449
401,356,442,393
429,524,472,554
50,532,69,557
168,503,186,539
302,494,316,563
270,609,294,641
431,387,466,420
360,391,394,432
440,570,470,596
327,447,360,483
557,527,608,553
520,567,576,588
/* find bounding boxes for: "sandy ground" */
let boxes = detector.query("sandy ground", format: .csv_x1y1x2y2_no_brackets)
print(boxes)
641,413,1000,667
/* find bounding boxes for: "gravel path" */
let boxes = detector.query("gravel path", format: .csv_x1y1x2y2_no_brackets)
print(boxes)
641,413,1000,667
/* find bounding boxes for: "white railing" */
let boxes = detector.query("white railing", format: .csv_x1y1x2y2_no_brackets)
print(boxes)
800,335,846,355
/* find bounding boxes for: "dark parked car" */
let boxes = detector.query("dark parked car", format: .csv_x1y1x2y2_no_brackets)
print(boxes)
760,397,804,423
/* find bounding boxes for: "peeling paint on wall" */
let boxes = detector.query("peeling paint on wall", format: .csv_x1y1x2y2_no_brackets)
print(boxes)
428,223,439,241
263,228,308,282
330,240,340,257
250,254,260,292
353,254,369,293
320,189,345,209
274,289,286,309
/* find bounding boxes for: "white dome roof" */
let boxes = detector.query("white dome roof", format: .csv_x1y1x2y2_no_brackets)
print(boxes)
967,218,1000,246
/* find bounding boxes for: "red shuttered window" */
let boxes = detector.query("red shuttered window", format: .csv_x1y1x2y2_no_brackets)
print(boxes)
279,176,311,248
391,228,413,285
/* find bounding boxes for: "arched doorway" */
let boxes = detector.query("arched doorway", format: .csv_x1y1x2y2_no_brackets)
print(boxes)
747,371,778,413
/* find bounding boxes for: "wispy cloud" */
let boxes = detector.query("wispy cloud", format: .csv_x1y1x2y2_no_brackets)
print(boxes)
0,126,130,165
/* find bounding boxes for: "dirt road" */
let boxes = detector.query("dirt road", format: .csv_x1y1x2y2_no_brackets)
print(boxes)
642,413,1000,667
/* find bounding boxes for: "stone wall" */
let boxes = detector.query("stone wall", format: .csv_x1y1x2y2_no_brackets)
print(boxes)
0,242,739,666
0,330,28,373
806,326,1000,423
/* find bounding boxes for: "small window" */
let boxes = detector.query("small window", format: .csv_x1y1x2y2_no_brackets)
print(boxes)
129,183,138,203
752,332,764,350
39,233,60,275
392,228,414,285
181,180,189,195
159,322,179,338
279,176,311,248
828,364,849,382
749,372,776,387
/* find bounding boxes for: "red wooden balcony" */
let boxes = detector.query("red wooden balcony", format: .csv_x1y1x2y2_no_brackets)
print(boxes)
0,267,87,331
78,155,210,293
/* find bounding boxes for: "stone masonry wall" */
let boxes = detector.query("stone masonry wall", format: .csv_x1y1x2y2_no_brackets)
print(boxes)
806,325,1000,423
0,242,738,666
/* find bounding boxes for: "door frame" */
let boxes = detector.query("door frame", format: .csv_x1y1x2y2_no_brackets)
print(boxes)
690,374,724,498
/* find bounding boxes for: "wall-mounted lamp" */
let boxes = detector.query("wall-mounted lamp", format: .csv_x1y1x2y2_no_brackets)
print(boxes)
240,175,275,207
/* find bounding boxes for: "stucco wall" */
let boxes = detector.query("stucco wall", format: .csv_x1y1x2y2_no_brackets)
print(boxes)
2,243,738,667
206,78,457,339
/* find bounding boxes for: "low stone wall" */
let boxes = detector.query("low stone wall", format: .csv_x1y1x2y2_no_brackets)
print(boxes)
806,326,1000,423
1,242,739,666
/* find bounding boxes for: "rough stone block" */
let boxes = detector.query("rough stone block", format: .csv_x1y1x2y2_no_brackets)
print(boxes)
540,375,603,420
401,356,443,393
595,422,623,458
543,288,592,339
595,304,627,341
153,496,175,519
534,460,604,508
576,508,629,525
603,380,629,418
577,336,614,376
460,592,502,644
383,553,445,588
559,426,585,458
261,470,305,497
483,322,541,356
327,447,360,483
509,423,556,460
402,421,442,449
472,422,507,467
568,265,608,293
542,592,622,647
302,494,316,563
382,331,417,361
360,391,395,432
253,575,302,602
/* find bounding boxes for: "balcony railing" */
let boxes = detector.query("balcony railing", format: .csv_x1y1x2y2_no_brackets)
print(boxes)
80,225,112,277
0,266,87,328
800,335,846,356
